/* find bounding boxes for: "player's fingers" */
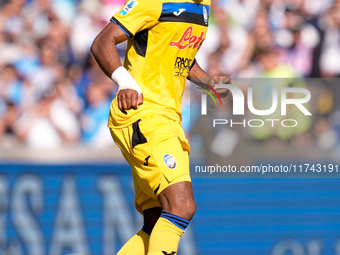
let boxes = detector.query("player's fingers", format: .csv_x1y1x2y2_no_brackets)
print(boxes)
126,93,133,110
118,92,123,111
123,89,138,110
122,93,129,110
119,92,128,115
210,74,220,86
216,88,230,98
131,92,138,110
207,76,216,88
212,75,231,85
118,94,127,115
219,76,231,85
137,93,144,106
209,75,231,98
207,75,223,88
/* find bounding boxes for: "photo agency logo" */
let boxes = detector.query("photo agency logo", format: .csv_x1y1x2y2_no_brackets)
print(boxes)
199,83,312,128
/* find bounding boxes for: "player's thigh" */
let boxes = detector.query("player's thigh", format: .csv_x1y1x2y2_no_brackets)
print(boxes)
152,136,190,192
136,118,192,194
110,116,191,213
135,135,192,219
110,125,161,214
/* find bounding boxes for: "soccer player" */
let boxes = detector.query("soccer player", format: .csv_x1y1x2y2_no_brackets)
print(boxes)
91,0,229,254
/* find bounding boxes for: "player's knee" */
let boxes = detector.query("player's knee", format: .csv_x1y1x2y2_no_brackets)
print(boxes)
182,199,196,220
167,198,196,220
158,181,196,220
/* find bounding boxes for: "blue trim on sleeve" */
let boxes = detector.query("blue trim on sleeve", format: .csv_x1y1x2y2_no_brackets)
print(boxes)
110,17,132,38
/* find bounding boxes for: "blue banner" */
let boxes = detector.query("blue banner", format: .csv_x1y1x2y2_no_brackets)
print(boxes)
0,163,339,255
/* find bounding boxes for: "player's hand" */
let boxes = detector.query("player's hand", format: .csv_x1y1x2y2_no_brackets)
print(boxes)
208,74,231,98
117,89,143,115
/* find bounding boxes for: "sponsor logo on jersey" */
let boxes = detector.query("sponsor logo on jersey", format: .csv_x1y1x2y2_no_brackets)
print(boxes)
173,8,186,16
119,0,138,16
169,26,205,50
174,57,193,77
163,154,177,169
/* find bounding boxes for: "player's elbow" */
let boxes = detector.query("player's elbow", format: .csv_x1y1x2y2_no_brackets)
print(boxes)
90,36,101,58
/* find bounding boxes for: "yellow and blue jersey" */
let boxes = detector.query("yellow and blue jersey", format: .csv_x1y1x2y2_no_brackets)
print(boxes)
108,0,211,128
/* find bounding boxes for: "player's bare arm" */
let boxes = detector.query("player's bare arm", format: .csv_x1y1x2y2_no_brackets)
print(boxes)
91,22,143,115
188,59,230,97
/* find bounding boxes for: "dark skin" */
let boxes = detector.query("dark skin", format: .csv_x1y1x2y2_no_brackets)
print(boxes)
144,182,196,230
91,22,143,114
91,22,230,230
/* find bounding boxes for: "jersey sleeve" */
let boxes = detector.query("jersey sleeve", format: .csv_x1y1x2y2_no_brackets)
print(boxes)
111,0,162,37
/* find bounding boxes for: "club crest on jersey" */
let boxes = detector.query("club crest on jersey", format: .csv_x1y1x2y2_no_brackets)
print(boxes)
170,26,205,50
163,154,177,169
119,0,138,16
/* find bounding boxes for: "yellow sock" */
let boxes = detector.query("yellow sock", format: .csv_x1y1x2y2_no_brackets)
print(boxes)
147,211,189,255
117,226,151,255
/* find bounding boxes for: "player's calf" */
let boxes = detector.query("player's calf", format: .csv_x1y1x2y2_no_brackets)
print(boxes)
143,207,162,230
147,181,195,255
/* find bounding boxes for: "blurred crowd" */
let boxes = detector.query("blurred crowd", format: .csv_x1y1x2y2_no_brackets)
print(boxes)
0,0,339,150
198,0,340,78
192,0,340,156
0,0,125,148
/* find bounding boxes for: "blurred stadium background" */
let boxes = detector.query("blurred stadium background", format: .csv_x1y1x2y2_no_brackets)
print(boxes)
0,0,340,254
